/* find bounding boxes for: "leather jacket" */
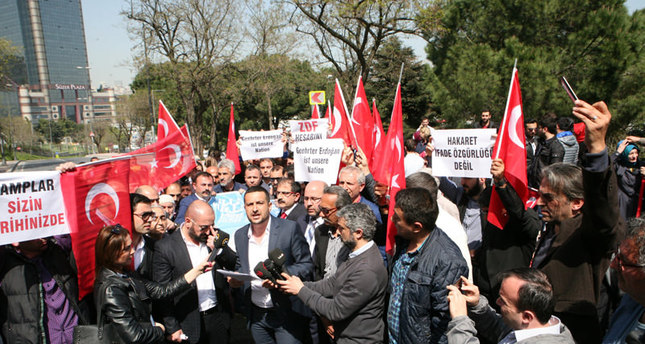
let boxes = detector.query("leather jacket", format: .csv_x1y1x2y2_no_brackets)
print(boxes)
94,268,190,344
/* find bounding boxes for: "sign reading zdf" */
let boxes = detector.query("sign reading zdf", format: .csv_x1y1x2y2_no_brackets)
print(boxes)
309,91,325,105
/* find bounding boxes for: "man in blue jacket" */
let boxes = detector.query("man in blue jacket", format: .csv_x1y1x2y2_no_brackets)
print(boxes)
387,188,468,344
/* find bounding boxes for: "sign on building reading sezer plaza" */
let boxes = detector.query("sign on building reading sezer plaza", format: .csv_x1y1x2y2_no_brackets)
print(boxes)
0,171,70,245
431,128,496,178
52,84,88,90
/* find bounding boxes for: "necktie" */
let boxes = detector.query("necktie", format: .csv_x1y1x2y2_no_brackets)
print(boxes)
280,211,287,219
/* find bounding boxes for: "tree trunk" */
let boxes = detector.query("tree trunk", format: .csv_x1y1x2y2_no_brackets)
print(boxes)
267,93,273,129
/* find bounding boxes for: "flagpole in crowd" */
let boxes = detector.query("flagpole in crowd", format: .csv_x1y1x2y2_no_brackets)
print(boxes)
494,58,518,160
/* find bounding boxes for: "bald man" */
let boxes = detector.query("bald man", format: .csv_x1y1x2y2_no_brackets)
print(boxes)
135,184,160,205
303,180,327,258
206,165,220,186
153,200,237,344
165,182,182,203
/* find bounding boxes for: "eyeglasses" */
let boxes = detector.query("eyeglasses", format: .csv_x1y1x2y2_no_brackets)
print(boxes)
276,191,295,197
320,207,337,215
187,217,214,232
304,196,322,202
134,211,156,221
168,193,180,198
614,247,645,270
270,177,281,182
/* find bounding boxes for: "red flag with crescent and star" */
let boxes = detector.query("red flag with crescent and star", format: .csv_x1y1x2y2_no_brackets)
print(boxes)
370,99,385,170
226,103,241,175
60,158,133,299
487,67,528,229
350,76,374,163
157,100,182,141
330,79,353,146
123,128,196,192
372,83,405,254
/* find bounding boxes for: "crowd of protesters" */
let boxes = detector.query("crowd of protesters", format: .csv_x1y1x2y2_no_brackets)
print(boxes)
1,98,644,344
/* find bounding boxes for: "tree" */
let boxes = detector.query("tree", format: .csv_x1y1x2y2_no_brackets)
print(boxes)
420,0,637,131
366,37,431,134
288,0,422,91
35,118,82,144
124,0,241,154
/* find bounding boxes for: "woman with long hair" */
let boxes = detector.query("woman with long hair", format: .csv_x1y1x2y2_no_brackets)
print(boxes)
93,225,212,343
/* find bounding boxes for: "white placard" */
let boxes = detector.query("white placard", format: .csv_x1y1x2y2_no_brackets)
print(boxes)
289,119,329,143
0,171,70,245
431,128,496,178
293,139,344,185
239,129,284,160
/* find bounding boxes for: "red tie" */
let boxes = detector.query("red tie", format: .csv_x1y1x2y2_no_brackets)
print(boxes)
280,212,287,219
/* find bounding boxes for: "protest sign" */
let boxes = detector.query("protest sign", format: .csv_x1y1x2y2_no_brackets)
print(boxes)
239,129,284,160
209,191,249,236
289,119,329,143
431,128,496,178
293,139,344,185
0,171,70,245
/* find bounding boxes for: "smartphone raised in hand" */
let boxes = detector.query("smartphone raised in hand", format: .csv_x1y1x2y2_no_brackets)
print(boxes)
560,76,578,103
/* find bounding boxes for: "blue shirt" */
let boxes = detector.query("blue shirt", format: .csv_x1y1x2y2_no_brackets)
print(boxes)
387,238,427,344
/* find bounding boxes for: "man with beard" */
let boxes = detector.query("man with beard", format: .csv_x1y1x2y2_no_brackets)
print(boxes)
214,159,247,193
525,118,542,188
439,177,488,254
176,172,215,224
278,203,388,344
153,200,237,344
228,186,313,343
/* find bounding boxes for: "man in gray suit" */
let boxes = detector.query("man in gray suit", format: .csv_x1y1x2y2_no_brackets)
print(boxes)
278,203,388,343
228,186,314,344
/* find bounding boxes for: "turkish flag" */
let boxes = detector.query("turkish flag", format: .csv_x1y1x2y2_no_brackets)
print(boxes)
487,68,528,229
372,83,405,254
311,104,320,119
124,128,196,192
157,100,182,141
350,76,374,164
330,79,353,146
370,99,385,170
226,103,241,174
180,124,195,160
60,158,133,299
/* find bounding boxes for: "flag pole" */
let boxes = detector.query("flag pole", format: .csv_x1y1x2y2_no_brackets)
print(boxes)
494,59,518,160
336,78,359,148
398,63,405,84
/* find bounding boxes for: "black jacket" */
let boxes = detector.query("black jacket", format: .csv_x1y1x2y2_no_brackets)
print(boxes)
0,239,90,344
94,268,191,344
136,235,156,281
538,136,564,169
153,230,237,342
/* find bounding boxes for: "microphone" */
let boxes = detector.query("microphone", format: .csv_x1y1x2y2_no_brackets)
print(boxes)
263,259,286,281
253,261,276,284
208,231,230,262
268,248,290,276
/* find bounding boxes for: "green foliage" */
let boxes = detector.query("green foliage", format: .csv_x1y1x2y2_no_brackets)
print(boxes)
35,118,82,144
420,0,641,136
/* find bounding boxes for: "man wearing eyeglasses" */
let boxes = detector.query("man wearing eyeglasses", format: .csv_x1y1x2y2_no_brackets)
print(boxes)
276,178,307,234
530,100,624,343
603,217,645,343
302,181,327,258
154,200,237,344
130,193,156,280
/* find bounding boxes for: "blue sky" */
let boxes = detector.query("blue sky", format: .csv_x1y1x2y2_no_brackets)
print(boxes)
82,0,645,90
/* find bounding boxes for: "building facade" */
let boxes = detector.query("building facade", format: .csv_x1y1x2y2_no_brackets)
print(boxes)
0,0,115,124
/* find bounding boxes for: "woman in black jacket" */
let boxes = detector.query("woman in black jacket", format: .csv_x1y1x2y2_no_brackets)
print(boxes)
93,225,212,344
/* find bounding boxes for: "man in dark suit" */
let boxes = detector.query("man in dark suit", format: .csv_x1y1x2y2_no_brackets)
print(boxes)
175,172,215,224
130,193,156,280
275,178,307,234
228,186,314,344
154,200,237,344
313,186,352,281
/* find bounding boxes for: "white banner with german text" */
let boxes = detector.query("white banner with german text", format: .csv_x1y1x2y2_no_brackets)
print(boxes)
289,119,329,143
293,139,344,185
239,130,284,160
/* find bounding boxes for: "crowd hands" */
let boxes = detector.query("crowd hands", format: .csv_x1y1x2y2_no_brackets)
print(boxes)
2,98,645,344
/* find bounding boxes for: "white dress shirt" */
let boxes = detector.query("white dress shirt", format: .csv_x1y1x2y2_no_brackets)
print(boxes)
181,228,217,312
247,217,274,308
498,316,564,343
133,237,146,271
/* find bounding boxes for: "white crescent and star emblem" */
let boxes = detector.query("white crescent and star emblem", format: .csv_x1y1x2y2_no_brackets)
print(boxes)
158,119,169,138
85,183,120,225
331,107,342,137
392,137,402,162
374,127,381,146
508,105,524,148
160,144,182,169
